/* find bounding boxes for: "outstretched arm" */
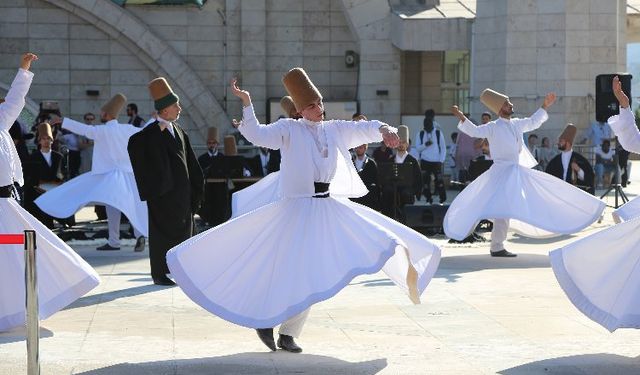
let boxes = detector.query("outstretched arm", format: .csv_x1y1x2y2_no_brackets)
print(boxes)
452,105,493,138
0,53,37,131
609,77,639,152
230,78,288,149
516,93,555,133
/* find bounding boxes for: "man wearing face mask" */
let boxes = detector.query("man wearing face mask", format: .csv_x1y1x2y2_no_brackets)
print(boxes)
415,109,447,204
545,124,595,194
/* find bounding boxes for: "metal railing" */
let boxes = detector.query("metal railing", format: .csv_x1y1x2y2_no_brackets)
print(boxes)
0,231,39,375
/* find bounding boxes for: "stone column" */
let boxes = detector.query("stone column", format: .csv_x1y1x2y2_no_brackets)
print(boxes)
240,0,267,121
471,0,626,137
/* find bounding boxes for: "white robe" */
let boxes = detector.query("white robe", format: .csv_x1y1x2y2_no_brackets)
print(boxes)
34,119,148,237
443,109,605,240
0,69,33,187
0,70,99,330
166,106,441,329
550,107,640,331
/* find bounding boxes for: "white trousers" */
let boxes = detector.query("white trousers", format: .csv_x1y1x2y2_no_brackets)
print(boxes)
106,205,143,247
490,219,509,252
278,308,310,338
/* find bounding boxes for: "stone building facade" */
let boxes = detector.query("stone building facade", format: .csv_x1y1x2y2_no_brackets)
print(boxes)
0,0,635,145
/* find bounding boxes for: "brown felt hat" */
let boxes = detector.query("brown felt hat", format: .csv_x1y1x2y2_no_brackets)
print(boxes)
101,93,127,119
37,122,53,141
282,68,322,112
280,96,298,118
398,125,409,144
148,77,179,111
207,127,218,142
224,135,237,156
480,88,509,115
559,123,577,144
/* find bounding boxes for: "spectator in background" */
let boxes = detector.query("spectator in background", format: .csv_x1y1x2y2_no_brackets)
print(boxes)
350,143,379,211
581,118,613,148
454,113,485,182
126,103,145,128
448,132,458,176
536,136,556,171
595,139,617,188
78,112,95,174
615,137,630,187
415,109,446,204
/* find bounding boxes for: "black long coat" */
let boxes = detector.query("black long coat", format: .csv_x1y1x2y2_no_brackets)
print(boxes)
24,150,64,228
350,155,380,211
380,154,423,220
545,151,595,195
197,151,230,226
128,122,204,277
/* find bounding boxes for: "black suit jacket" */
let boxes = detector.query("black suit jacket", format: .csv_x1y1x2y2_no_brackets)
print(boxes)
25,150,63,187
247,150,281,177
350,155,380,210
545,151,595,194
128,121,204,212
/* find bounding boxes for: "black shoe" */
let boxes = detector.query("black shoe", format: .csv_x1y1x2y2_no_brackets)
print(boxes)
256,328,276,351
152,276,176,286
134,236,145,252
96,244,120,251
277,334,302,353
491,249,517,257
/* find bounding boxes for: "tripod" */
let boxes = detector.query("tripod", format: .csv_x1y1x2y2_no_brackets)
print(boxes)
599,141,629,208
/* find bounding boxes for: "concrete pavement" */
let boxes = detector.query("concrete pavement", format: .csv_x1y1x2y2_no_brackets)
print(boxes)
1,175,639,374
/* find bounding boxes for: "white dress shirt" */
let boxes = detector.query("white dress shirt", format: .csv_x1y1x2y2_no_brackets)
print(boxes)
40,150,52,166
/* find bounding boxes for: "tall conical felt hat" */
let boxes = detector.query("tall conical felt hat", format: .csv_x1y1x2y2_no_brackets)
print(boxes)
398,125,409,144
148,77,179,111
224,135,237,156
480,88,509,115
280,96,298,118
282,68,322,112
101,93,127,119
37,122,53,140
207,127,218,142
559,123,577,144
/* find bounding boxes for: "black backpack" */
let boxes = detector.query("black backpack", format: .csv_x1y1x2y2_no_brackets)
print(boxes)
419,129,441,153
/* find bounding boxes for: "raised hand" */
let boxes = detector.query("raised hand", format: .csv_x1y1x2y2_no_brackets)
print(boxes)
542,92,556,109
380,126,400,148
450,105,466,122
20,53,38,71
230,78,251,107
612,76,630,109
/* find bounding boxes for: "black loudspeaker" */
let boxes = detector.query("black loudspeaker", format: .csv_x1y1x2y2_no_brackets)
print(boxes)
404,204,449,235
595,74,632,122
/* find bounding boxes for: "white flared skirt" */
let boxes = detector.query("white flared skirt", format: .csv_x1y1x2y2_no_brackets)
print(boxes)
0,198,100,331
444,162,605,240
549,216,640,331
167,196,441,329
35,170,148,237
613,196,640,223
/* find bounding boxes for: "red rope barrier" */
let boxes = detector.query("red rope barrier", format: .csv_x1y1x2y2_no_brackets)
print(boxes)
0,234,25,244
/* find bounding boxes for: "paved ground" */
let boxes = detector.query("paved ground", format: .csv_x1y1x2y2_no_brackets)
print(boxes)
1,169,639,374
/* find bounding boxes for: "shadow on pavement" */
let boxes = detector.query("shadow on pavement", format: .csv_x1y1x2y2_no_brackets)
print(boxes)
0,326,53,344
498,353,640,375
64,284,169,310
436,253,550,283
74,353,387,375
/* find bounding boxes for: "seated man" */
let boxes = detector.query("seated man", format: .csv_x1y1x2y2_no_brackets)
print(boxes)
545,124,595,194
595,139,617,188
380,126,423,222
350,143,379,210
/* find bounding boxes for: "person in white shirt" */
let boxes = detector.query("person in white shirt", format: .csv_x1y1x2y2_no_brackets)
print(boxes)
36,94,147,252
594,139,617,188
0,53,99,332
582,119,613,148
446,88,604,257
415,109,447,204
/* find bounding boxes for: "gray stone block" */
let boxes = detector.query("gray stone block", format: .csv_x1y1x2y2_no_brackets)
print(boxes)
29,23,69,39
303,11,331,27
32,68,70,84
70,39,110,55
266,11,303,27
304,26,331,42
0,7,27,23
168,40,188,55
0,23,28,38
187,26,225,41
267,26,303,42
70,54,110,70
0,38,28,53
28,7,68,24
110,55,147,70
111,70,153,85
69,24,108,40
70,70,109,84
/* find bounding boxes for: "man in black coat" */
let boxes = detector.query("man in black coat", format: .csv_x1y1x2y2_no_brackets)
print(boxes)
128,77,204,286
545,124,595,194
350,143,379,210
24,122,64,228
247,147,281,177
126,103,145,128
380,126,423,221
197,126,231,227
